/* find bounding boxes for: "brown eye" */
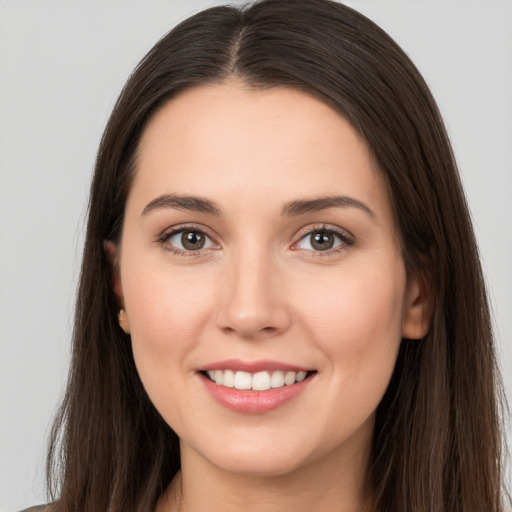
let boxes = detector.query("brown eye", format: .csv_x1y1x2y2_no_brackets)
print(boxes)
181,231,206,250
310,232,335,251
165,229,214,252
296,228,348,252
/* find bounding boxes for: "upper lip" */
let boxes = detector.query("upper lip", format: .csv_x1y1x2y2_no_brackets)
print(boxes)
197,359,313,373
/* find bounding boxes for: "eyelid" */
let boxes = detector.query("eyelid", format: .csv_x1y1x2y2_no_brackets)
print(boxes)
157,222,353,257
291,223,354,253
158,223,220,256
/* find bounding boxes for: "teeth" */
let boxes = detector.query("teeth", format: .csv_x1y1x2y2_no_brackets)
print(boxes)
284,371,296,386
223,369,235,387
206,369,310,390
270,370,284,388
252,371,271,391
234,371,252,390
296,371,307,382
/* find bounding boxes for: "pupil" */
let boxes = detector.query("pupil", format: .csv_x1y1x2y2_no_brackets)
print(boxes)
182,231,205,250
312,232,334,251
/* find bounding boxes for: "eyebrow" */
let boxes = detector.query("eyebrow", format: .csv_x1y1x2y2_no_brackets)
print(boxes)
281,196,376,220
142,194,221,216
142,193,375,220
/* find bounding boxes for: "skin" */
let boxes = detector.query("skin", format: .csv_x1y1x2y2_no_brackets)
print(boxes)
109,82,430,512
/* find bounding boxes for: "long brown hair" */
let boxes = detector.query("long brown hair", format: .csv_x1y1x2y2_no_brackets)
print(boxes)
47,1,507,511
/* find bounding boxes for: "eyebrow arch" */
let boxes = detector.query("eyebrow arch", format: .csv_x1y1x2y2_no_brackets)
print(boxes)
142,193,375,220
142,194,222,216
281,195,376,220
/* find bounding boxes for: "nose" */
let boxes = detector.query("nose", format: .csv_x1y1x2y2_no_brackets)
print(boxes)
215,248,291,340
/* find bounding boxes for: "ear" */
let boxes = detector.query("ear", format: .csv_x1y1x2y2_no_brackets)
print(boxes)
103,240,124,308
401,271,433,340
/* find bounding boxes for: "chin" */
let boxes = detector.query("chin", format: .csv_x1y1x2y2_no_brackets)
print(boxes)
208,449,309,477
182,428,335,479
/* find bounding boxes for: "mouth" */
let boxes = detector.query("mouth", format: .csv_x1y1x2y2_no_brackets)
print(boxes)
201,369,316,391
197,359,317,413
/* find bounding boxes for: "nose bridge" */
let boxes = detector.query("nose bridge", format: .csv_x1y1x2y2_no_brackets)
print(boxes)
216,241,290,338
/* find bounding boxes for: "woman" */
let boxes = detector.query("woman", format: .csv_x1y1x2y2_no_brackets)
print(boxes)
29,0,508,510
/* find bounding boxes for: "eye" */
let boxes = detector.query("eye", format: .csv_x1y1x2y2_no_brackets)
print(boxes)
164,228,215,252
295,227,351,252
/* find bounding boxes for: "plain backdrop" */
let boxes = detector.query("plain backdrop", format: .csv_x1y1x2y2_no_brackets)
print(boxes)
0,0,511,509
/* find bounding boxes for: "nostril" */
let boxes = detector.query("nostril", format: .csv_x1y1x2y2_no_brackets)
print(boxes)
219,320,284,340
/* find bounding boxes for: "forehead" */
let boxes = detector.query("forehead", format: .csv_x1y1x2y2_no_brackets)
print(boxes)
138,83,366,167
131,82,392,224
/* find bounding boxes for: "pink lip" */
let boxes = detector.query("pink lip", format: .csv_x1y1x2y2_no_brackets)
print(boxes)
198,368,315,415
198,359,311,373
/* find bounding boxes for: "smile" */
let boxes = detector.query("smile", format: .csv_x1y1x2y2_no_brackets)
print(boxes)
205,369,309,391
198,361,317,414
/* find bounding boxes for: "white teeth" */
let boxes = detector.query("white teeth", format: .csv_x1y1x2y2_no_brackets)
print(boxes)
223,369,235,388
234,371,252,390
284,371,296,386
206,369,309,390
270,370,285,388
252,371,271,391
296,371,307,382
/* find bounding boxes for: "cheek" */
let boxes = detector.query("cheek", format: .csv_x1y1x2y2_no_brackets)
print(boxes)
121,255,216,382
294,259,406,376
123,265,220,431
292,262,406,446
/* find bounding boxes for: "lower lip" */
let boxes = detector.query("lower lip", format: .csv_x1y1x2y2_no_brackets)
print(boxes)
200,373,314,414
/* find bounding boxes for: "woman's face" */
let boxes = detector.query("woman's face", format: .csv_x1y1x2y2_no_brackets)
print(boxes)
114,83,428,477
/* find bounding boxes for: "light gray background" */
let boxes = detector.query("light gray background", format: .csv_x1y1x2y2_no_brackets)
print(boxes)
0,1,511,509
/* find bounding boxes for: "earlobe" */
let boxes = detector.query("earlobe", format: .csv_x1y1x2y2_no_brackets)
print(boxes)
103,240,125,308
118,309,131,334
401,273,433,340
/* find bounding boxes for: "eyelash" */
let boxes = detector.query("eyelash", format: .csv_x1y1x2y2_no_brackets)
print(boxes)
158,224,217,257
158,223,354,257
292,224,354,257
